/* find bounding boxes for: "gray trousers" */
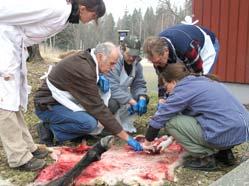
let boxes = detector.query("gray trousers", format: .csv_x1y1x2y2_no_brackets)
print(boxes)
0,108,37,167
166,115,218,157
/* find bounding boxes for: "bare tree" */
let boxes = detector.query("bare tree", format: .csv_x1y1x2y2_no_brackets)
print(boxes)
159,0,181,19
158,0,192,24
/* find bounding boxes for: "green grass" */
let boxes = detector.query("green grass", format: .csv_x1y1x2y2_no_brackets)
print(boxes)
143,66,158,94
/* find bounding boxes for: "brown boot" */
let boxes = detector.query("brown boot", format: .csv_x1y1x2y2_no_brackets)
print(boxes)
17,157,46,171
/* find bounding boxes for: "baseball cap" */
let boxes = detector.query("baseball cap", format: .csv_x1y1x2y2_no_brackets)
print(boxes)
122,36,141,56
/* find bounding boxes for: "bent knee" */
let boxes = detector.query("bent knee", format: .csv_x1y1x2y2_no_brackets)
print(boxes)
82,117,98,133
167,115,197,129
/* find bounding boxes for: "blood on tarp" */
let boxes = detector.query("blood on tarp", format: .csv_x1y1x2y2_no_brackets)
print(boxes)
35,137,185,186
59,144,92,154
139,172,158,181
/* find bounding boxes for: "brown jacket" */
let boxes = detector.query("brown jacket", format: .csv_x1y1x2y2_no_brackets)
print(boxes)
34,50,123,134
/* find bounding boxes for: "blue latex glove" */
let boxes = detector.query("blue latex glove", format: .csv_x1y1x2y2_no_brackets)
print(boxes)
127,103,138,115
127,136,143,151
98,74,109,93
137,98,147,116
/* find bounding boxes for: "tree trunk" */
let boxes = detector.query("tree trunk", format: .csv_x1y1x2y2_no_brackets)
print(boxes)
27,44,44,62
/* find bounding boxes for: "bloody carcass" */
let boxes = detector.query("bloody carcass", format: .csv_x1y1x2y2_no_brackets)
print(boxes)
44,135,114,186
34,136,185,186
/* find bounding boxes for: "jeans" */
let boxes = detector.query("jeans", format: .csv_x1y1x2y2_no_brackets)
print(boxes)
35,104,97,142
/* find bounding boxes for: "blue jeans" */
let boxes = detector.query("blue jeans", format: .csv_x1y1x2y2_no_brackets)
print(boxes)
35,105,97,142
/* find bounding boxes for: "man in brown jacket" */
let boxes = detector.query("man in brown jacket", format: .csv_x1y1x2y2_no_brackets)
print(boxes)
34,42,143,151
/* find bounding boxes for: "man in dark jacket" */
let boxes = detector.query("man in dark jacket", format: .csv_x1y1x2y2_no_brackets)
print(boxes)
34,42,143,151
143,24,220,100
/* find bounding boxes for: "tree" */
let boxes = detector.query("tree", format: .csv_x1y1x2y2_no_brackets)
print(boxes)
158,0,192,24
131,9,143,38
27,44,43,62
143,7,157,39
55,24,76,50
101,14,117,43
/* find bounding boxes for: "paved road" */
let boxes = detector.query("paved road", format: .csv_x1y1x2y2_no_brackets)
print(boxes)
210,159,249,186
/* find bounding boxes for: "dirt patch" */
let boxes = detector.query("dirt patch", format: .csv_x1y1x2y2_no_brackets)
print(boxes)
0,55,249,186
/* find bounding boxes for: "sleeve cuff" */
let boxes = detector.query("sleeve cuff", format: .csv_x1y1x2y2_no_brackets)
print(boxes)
138,94,149,104
145,125,160,142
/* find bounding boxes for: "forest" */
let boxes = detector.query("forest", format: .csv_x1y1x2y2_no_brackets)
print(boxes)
43,0,191,51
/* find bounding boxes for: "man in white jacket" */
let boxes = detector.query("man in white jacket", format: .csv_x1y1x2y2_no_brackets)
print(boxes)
0,0,106,171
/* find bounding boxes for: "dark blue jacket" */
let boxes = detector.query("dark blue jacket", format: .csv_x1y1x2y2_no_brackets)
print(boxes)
155,24,217,98
159,24,216,65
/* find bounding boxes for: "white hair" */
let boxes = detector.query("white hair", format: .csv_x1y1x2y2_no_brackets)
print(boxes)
94,42,117,57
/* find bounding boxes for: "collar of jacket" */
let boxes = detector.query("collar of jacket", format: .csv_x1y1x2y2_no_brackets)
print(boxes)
164,39,177,63
81,49,95,63
68,0,79,24
82,49,97,68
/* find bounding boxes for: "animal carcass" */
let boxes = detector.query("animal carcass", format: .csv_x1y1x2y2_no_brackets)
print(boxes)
34,136,185,186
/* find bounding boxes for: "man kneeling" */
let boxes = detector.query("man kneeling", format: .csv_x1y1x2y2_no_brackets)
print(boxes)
34,42,143,152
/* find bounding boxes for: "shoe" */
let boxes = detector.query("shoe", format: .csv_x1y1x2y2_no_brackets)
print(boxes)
18,157,46,171
215,149,236,166
183,155,218,171
54,140,64,146
32,147,49,159
70,136,85,144
36,122,54,146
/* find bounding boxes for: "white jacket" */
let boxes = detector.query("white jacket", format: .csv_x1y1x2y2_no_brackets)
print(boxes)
0,0,71,111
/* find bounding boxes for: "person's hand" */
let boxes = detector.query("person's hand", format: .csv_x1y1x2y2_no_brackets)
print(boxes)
157,99,166,110
158,98,166,104
127,136,143,151
127,103,138,115
156,136,174,153
142,140,156,154
98,74,109,93
137,98,147,116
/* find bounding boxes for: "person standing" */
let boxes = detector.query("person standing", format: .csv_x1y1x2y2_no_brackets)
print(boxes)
0,0,106,171
107,36,149,133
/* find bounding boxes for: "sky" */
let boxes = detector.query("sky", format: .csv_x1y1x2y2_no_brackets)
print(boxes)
103,0,159,22
103,0,184,22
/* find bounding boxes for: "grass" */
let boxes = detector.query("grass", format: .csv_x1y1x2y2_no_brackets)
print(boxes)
0,50,248,186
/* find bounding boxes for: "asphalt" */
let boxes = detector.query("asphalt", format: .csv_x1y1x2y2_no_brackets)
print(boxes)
210,159,249,186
